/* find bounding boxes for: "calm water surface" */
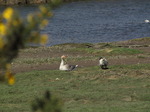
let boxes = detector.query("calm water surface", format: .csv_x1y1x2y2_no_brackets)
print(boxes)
1,0,150,46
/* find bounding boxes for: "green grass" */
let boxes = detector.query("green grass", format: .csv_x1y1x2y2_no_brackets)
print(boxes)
52,43,143,56
0,64,150,112
108,47,143,55
65,46,143,55
13,57,60,64
129,37,150,43
0,40,149,112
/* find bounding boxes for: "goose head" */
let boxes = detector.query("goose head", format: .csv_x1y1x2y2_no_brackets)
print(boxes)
61,55,67,59
99,57,103,60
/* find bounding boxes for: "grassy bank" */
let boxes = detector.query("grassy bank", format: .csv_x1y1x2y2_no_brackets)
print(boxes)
0,64,150,112
0,37,150,112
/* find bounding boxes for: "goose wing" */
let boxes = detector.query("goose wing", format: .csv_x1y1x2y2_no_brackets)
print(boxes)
103,58,108,66
68,65,78,71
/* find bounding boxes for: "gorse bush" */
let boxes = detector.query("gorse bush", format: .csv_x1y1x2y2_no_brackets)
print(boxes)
0,6,51,84
0,0,62,84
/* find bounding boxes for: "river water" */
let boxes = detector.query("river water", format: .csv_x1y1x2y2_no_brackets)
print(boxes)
1,0,150,46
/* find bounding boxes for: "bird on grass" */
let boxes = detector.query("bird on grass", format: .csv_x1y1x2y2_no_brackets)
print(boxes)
59,55,78,71
99,57,108,69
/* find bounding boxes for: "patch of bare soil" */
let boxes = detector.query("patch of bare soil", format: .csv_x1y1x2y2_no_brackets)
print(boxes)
12,39,150,74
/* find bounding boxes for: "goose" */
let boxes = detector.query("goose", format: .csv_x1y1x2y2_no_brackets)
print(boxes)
99,57,108,69
59,55,78,71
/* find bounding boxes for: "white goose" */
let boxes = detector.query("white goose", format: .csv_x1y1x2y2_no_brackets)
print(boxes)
99,57,108,69
59,55,78,71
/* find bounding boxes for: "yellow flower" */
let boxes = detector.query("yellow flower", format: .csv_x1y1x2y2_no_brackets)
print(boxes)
5,70,15,85
47,12,53,17
0,37,5,49
39,6,48,14
2,7,14,20
42,19,48,26
0,23,6,35
8,75,15,85
27,14,34,23
40,34,48,44
40,19,49,28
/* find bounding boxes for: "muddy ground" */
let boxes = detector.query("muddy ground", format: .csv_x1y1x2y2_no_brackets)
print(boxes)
12,38,150,73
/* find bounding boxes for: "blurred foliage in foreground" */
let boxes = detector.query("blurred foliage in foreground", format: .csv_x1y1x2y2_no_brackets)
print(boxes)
0,0,62,84
32,90,63,112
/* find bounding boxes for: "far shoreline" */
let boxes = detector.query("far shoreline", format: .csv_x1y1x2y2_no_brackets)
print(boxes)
0,0,82,6
40,37,150,47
